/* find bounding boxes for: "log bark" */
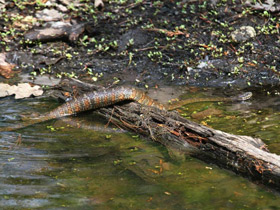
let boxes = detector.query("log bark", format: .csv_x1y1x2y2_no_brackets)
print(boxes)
96,103,280,190
57,80,280,191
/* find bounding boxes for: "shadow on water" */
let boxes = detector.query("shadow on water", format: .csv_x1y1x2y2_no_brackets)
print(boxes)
0,88,280,209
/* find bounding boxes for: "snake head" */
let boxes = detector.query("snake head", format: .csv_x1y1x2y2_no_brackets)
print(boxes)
233,92,253,101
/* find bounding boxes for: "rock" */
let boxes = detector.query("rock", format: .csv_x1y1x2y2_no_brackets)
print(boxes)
56,4,68,12
59,0,81,7
0,0,5,10
94,0,104,8
245,0,280,12
197,61,209,69
118,28,150,52
20,74,61,86
24,22,85,42
36,9,64,22
0,53,16,79
231,26,256,43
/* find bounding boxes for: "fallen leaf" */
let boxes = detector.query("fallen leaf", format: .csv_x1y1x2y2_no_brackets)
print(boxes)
0,53,16,78
0,83,44,99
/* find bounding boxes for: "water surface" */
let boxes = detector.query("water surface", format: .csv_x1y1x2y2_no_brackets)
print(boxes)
0,88,280,209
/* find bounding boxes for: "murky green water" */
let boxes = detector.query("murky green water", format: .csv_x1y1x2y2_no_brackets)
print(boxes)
0,89,280,209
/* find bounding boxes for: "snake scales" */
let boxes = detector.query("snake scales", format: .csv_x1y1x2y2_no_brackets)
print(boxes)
0,86,252,132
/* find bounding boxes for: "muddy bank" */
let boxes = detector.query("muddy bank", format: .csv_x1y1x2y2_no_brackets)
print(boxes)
0,0,280,90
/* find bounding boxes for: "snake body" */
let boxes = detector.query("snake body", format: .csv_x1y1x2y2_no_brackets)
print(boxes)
0,87,252,131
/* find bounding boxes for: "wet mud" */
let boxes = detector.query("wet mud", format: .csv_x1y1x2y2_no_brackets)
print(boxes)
0,0,280,90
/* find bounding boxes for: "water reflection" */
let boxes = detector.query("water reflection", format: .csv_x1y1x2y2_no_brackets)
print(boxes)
0,133,55,208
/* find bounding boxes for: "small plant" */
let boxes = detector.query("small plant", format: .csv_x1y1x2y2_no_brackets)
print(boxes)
147,51,163,62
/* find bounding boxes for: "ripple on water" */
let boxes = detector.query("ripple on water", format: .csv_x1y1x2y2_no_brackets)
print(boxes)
0,124,64,209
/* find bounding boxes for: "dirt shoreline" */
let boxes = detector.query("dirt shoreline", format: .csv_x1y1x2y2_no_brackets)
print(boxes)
0,0,280,91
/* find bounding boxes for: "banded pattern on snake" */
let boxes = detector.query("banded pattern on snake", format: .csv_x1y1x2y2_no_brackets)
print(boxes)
0,86,252,132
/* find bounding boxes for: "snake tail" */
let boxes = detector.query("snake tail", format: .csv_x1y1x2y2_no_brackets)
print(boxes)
0,87,165,132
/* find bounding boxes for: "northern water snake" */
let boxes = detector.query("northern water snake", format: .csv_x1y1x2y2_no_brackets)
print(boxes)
0,86,252,132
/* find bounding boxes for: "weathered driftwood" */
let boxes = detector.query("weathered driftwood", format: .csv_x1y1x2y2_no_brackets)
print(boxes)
57,80,280,191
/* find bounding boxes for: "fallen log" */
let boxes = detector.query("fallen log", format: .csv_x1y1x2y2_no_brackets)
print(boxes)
96,103,280,190
56,80,280,191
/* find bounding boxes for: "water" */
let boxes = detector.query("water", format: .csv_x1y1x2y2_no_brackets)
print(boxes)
0,89,280,210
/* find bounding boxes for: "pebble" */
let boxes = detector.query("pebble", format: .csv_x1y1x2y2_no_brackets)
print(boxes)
36,9,64,22
231,26,256,43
